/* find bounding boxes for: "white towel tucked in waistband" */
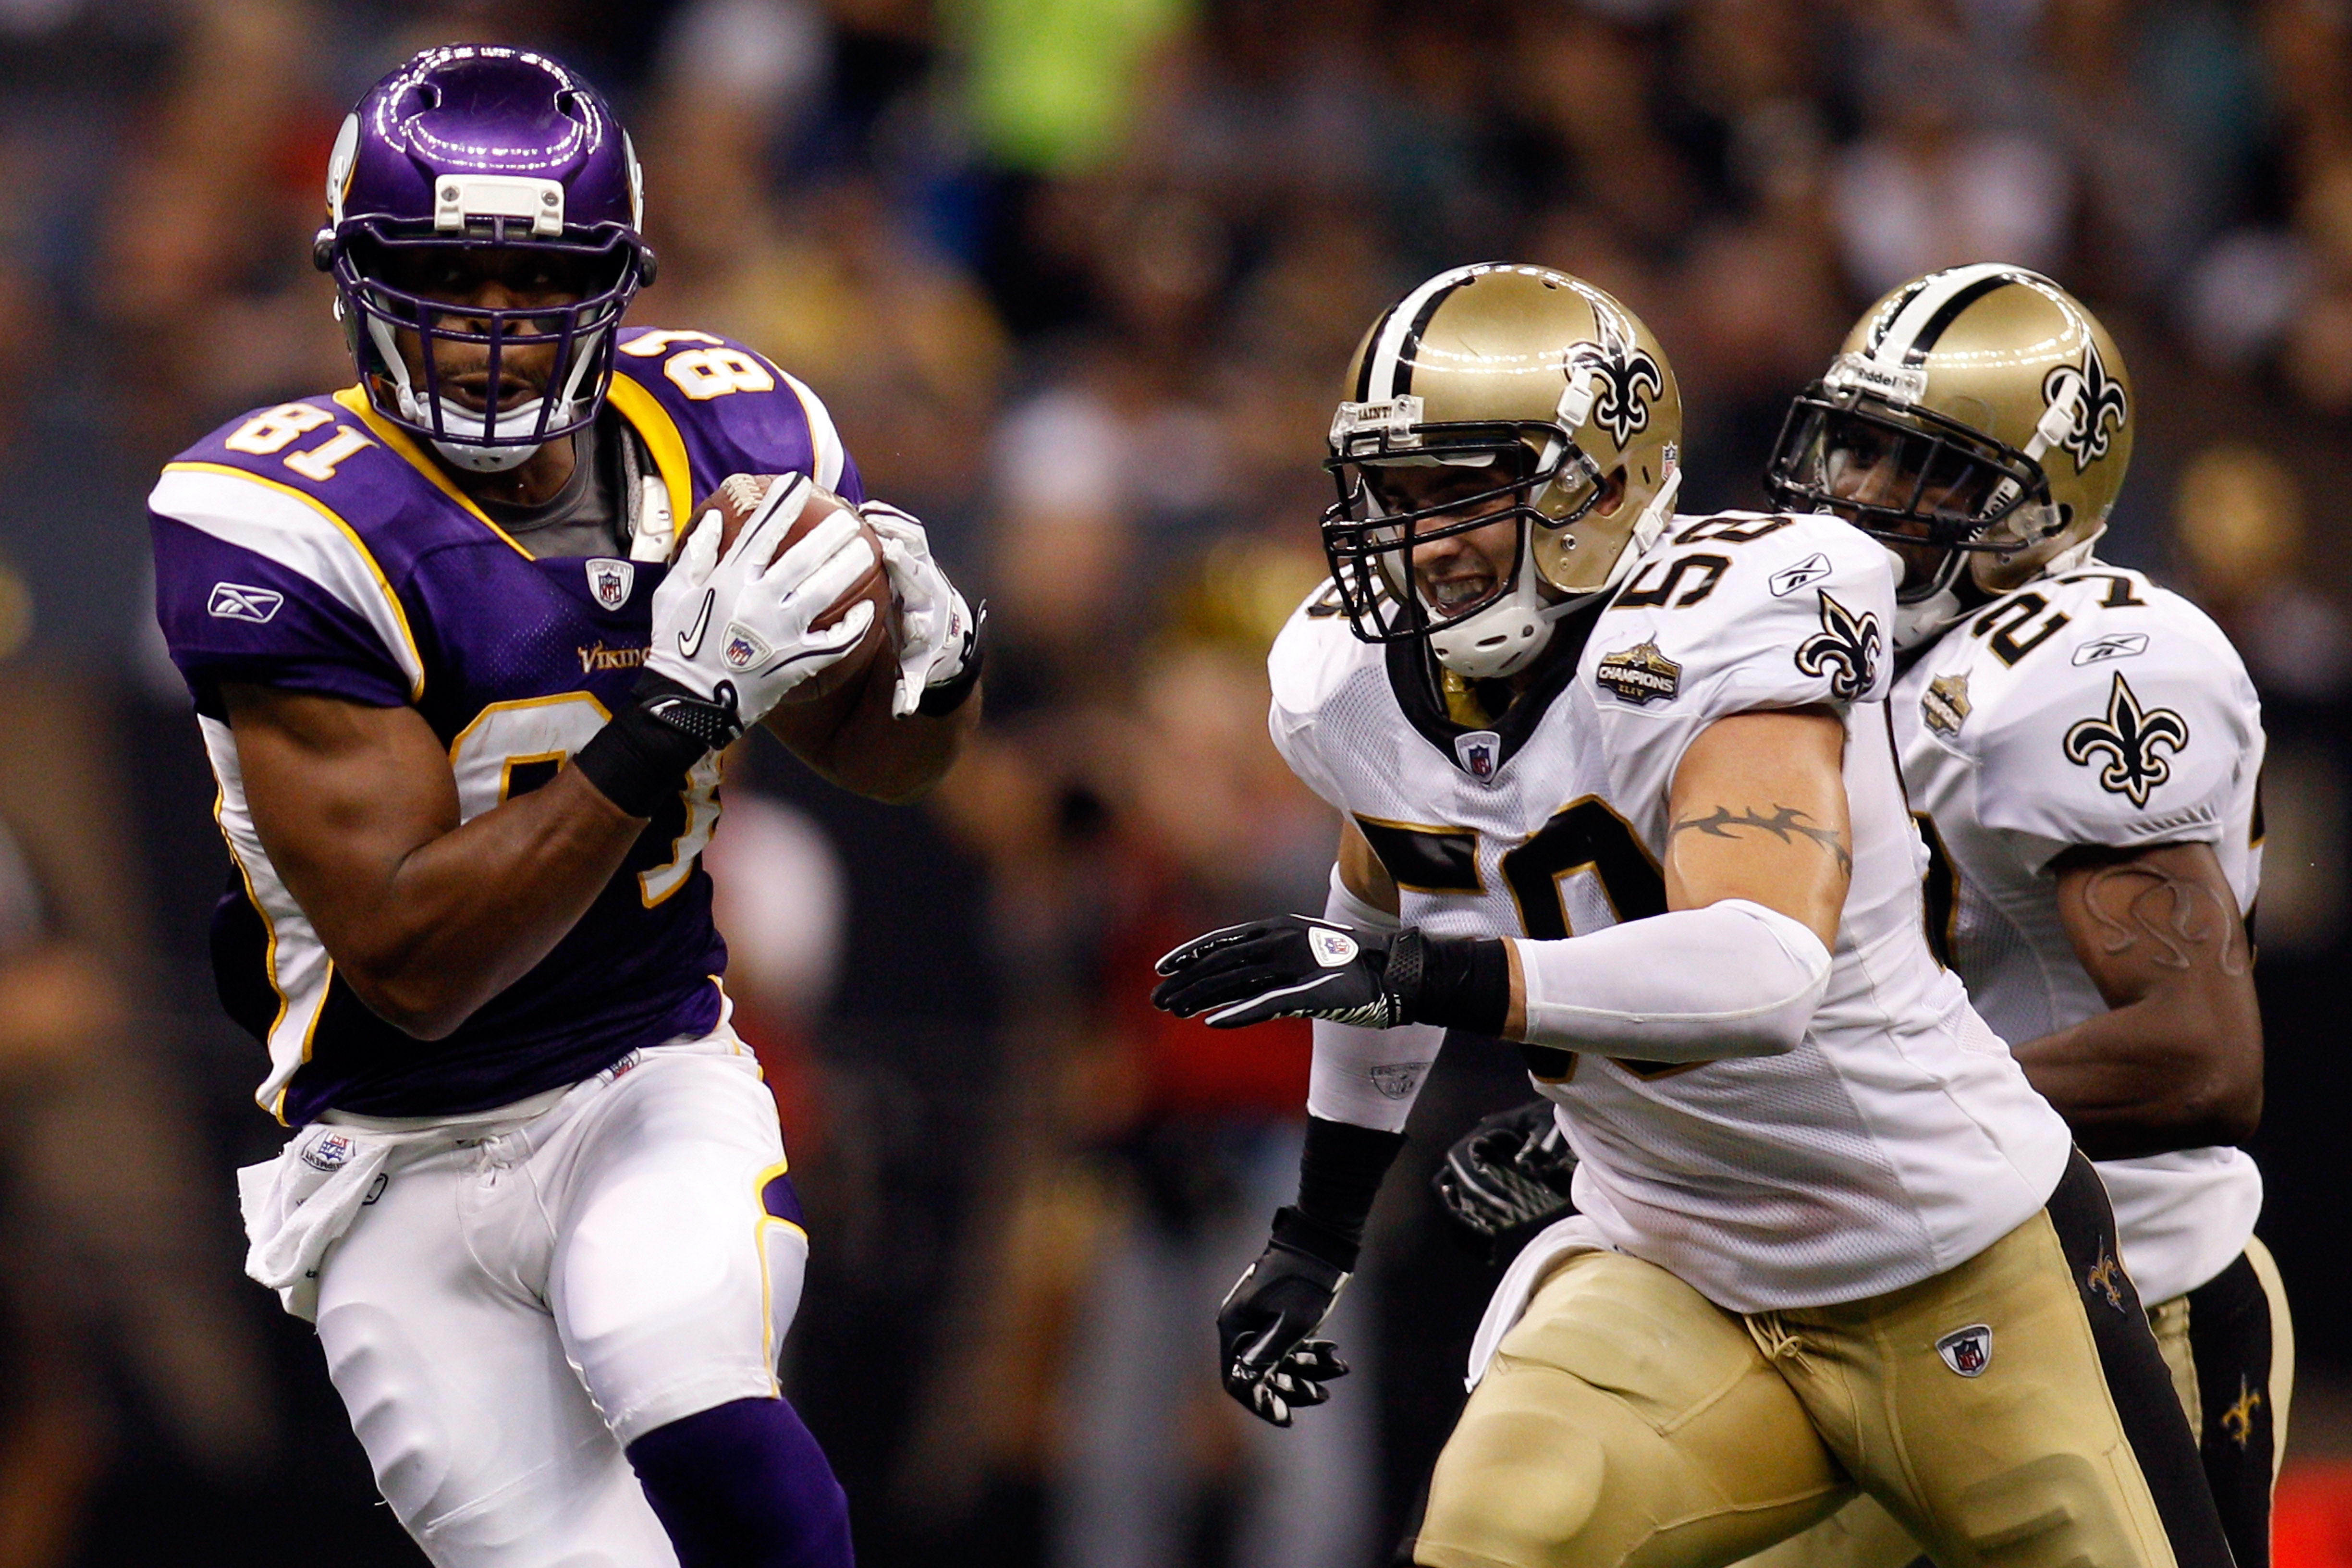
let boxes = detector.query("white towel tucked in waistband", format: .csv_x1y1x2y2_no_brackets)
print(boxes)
237,1123,422,1322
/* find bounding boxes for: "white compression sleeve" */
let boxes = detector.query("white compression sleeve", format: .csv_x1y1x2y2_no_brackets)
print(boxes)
1304,866,1447,1132
1511,899,1831,1063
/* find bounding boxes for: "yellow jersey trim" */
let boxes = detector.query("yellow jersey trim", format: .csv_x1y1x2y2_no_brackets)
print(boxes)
333,387,533,559
606,372,696,536
162,459,426,702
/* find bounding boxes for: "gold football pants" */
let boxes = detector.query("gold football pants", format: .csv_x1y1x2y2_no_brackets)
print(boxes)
1727,1235,2294,1568
1416,1155,2236,1568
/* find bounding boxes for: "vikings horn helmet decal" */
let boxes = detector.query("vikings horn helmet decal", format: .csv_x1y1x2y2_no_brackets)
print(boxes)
1764,265,2134,649
1322,263,1685,682
315,47,655,473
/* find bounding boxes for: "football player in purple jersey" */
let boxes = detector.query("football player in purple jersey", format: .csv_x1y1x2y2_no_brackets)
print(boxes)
147,47,980,1568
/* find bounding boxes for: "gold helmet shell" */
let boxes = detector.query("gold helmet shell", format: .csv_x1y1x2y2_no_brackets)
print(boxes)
1322,263,1684,674
1767,264,2133,595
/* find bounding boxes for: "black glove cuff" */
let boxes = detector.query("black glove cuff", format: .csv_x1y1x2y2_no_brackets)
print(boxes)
1285,1115,1408,1271
572,674,733,819
1404,933,1510,1036
915,603,986,717
1270,1205,1361,1275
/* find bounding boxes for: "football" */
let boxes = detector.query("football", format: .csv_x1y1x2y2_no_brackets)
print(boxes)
682,473,894,706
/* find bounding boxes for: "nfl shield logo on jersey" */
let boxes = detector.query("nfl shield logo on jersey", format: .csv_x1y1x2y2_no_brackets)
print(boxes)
585,558,636,611
1454,730,1502,782
1936,1323,1992,1377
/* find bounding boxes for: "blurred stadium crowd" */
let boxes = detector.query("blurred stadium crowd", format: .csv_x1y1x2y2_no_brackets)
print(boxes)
1,0,2352,1563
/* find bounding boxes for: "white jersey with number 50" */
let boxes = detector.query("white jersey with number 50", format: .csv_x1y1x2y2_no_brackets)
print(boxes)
1892,562,2265,1307
1269,511,2074,1314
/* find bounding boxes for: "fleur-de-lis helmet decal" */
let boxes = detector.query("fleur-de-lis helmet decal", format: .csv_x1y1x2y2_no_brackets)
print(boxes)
1569,301,1667,449
2040,336,2130,474
2063,674,2188,808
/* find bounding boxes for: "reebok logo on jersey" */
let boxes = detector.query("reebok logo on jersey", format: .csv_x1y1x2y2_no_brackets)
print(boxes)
2063,674,2188,808
585,557,636,611
208,583,284,624
2071,632,2148,666
1596,639,1682,705
1923,674,1971,737
1768,552,1833,598
1936,1324,1992,1377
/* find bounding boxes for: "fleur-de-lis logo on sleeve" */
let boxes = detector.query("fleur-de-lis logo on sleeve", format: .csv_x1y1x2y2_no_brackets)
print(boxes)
1794,590,1883,702
2063,674,2188,807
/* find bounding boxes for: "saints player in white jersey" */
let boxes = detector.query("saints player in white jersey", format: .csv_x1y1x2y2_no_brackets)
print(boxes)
1150,263,2235,1568
1732,265,2287,1568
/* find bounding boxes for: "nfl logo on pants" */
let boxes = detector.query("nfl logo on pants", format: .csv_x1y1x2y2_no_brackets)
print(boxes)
1936,1324,1992,1377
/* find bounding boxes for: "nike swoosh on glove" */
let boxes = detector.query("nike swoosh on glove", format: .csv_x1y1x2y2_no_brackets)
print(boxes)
1433,1099,1580,1240
1151,916,1422,1029
1217,1233,1350,1427
645,474,879,731
858,500,975,718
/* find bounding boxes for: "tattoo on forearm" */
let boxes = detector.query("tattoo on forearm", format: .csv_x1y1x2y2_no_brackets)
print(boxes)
2075,862,2250,976
1668,804,1852,876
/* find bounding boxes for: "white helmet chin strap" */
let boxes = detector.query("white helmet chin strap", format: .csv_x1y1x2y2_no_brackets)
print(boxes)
1429,527,1556,680
1428,469,1684,681
365,314,606,475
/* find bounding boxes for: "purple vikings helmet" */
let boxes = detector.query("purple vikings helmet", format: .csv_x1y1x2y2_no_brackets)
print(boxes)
313,47,655,472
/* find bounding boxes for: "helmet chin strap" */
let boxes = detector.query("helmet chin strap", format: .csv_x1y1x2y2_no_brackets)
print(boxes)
1429,469,1684,681
1890,546,1970,651
365,314,606,475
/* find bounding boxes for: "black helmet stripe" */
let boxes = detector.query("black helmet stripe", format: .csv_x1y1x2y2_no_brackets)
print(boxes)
1363,264,1478,402
1866,275,1936,352
1901,273,2019,365
1864,263,2037,369
1356,302,1400,402
1394,275,1471,396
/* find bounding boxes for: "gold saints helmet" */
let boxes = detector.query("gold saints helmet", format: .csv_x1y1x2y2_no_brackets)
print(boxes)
1323,263,1684,680
1765,263,2133,645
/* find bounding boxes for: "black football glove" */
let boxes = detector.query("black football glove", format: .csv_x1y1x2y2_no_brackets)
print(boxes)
1217,1209,1353,1426
1432,1100,1580,1240
1153,916,1425,1029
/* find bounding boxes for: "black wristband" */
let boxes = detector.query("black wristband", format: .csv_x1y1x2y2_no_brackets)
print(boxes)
1405,933,1510,1037
914,604,986,718
572,674,733,818
1279,1115,1408,1272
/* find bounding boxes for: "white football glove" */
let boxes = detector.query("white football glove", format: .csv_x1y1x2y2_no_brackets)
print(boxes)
858,499,975,718
647,475,879,730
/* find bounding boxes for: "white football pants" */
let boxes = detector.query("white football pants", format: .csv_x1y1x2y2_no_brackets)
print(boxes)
311,1031,808,1568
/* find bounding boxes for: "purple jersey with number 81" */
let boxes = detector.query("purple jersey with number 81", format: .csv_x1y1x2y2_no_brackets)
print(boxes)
150,326,862,1124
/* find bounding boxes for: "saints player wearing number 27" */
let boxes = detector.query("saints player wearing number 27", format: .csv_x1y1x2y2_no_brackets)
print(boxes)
146,49,981,1568
1742,268,2288,1568
1150,263,2235,1568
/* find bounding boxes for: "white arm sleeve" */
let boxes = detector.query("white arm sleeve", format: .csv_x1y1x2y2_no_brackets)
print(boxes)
1304,867,1447,1132
1512,899,1831,1062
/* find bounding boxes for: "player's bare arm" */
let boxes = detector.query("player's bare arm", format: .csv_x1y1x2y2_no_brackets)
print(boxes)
2007,840,2261,1158
224,685,645,1040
